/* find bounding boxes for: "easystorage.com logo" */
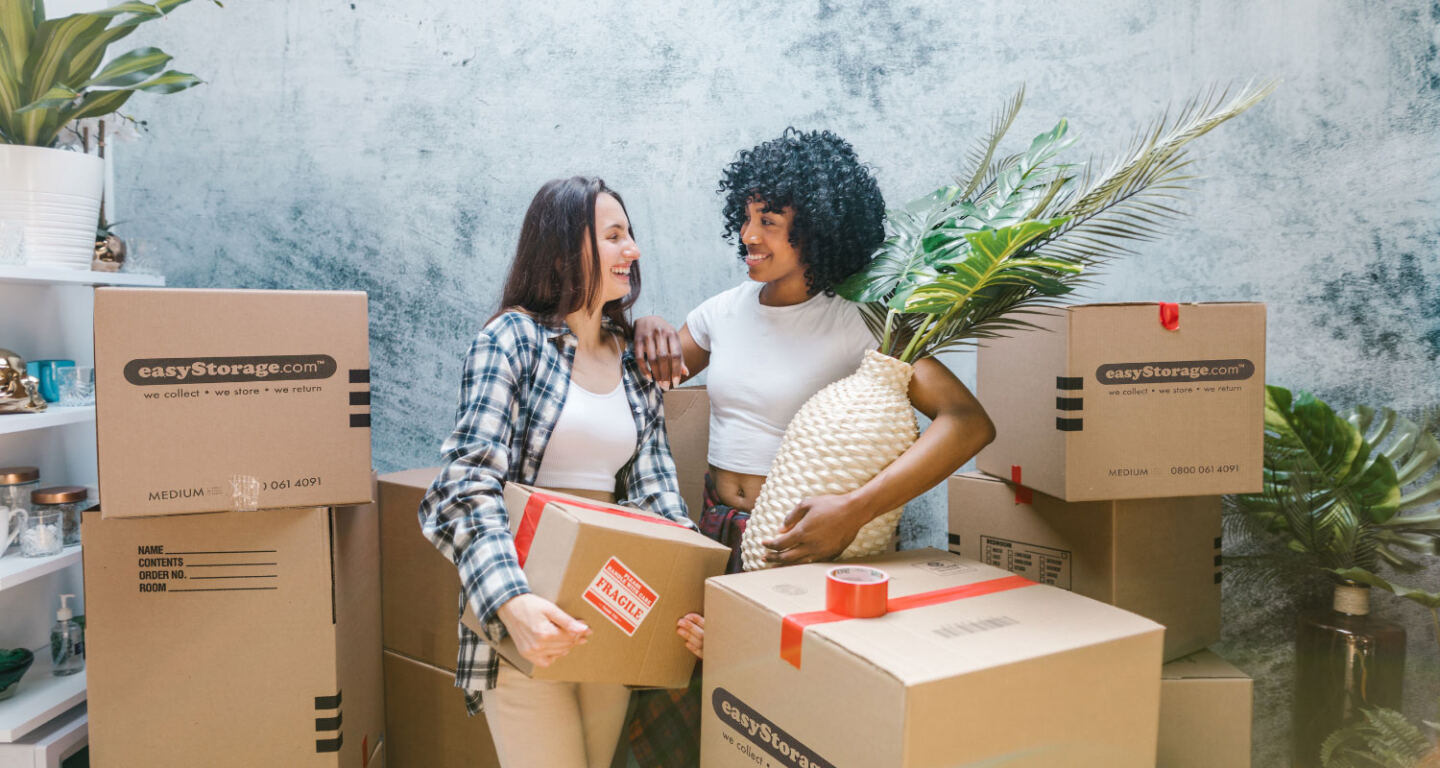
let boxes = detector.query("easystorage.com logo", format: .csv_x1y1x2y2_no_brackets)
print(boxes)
123,355,338,385
712,687,834,768
1096,359,1255,385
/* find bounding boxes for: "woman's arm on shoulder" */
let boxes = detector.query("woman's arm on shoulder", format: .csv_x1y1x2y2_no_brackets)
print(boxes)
761,356,996,564
634,316,710,389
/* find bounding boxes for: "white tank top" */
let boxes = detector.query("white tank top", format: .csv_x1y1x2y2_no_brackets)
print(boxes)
533,378,638,492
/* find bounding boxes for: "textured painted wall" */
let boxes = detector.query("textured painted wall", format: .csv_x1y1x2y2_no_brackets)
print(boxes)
116,1,1439,765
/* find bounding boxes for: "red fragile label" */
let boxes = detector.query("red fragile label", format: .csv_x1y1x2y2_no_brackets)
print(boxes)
513,491,689,567
582,556,659,636
780,573,1034,669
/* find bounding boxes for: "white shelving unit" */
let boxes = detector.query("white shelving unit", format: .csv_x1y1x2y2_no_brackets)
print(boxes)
0,265,165,752
0,705,87,768
0,410,93,438
0,653,86,743
0,267,162,289
0,548,82,593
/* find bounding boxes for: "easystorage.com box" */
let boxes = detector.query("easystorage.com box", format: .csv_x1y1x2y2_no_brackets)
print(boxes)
702,549,1165,768
947,472,1220,660
976,302,1264,501
82,499,384,768
95,288,372,518
463,484,729,688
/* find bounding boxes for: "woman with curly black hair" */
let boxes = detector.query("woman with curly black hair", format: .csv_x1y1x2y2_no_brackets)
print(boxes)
624,129,994,767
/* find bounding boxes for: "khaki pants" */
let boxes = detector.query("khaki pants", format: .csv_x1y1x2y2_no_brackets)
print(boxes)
480,661,632,768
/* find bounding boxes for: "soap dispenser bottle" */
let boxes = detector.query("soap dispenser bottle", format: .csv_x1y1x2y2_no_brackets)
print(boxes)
50,593,84,676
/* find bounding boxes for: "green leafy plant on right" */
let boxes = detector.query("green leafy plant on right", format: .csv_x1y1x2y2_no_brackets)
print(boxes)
1320,706,1439,768
1227,387,1440,767
1227,387,1440,608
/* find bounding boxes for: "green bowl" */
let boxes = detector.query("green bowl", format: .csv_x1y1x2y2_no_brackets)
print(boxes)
0,648,34,700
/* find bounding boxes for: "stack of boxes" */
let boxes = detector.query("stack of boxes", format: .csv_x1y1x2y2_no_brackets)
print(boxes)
956,301,1265,766
81,289,385,768
692,301,1264,767
376,469,502,768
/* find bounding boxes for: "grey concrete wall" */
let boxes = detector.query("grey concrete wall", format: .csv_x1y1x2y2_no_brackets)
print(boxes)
116,1,1439,765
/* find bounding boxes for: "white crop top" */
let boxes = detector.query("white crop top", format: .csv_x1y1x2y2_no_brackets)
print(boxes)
686,281,877,475
533,379,638,492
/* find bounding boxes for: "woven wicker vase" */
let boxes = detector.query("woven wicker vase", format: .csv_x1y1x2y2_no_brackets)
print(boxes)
739,350,919,571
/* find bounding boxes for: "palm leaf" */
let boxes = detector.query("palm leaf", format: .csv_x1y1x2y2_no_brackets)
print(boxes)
958,85,1024,199
1035,80,1277,267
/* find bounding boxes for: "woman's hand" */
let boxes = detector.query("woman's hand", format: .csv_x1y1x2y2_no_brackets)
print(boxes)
676,612,705,659
496,593,591,668
633,315,688,389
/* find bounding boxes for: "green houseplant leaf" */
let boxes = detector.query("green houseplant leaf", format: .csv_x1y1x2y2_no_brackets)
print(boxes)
0,0,215,147
837,80,1275,364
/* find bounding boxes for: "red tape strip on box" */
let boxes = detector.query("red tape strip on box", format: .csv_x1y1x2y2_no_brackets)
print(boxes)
1010,465,1033,505
513,491,689,567
779,572,1035,669
1159,302,1180,331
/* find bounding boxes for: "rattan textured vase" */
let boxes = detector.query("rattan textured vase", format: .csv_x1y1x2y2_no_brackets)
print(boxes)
739,350,919,571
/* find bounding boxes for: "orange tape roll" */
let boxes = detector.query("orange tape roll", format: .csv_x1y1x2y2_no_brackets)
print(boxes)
825,566,890,618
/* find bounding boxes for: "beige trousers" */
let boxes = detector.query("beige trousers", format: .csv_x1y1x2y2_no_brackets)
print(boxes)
480,661,632,768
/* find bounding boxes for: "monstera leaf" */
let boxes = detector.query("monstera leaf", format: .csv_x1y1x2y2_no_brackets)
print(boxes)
1231,386,1440,594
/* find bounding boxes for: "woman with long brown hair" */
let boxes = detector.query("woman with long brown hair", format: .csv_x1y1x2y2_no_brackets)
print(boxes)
418,176,694,767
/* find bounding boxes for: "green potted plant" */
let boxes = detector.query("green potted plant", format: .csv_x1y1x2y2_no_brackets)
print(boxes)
0,0,209,268
1227,387,1440,768
737,81,1276,570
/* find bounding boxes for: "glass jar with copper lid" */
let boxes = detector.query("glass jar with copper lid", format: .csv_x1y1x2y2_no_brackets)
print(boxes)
31,486,90,547
0,466,39,514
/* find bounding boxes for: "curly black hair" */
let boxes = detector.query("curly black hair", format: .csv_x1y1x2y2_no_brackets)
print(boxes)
718,128,886,296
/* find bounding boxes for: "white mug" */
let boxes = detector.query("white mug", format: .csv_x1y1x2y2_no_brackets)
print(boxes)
0,508,26,556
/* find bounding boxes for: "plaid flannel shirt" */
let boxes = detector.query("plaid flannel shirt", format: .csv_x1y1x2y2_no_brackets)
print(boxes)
418,310,693,714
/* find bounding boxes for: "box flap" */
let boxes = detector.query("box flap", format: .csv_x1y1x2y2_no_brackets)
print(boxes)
1161,649,1250,680
504,484,728,553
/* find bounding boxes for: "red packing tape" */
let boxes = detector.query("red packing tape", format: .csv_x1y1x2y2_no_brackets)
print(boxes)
779,573,1034,669
513,490,688,567
1159,302,1180,331
1010,465,1033,505
825,566,890,619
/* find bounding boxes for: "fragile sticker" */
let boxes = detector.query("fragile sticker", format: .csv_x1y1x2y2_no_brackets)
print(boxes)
582,557,657,637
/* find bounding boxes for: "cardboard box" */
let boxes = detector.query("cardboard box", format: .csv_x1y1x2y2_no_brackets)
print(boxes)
379,467,461,672
95,288,372,517
83,500,384,768
662,385,709,522
702,548,1165,768
464,484,730,688
367,739,386,768
976,302,1265,501
1159,650,1253,768
383,650,500,768
946,472,1220,660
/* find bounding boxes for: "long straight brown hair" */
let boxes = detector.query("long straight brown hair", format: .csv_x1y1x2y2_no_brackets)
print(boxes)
493,176,640,338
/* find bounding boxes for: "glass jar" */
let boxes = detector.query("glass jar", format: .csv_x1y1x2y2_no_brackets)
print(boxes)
0,466,39,515
31,486,89,547
20,510,63,557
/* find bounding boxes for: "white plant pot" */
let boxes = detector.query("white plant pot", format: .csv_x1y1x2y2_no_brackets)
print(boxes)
0,145,103,269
